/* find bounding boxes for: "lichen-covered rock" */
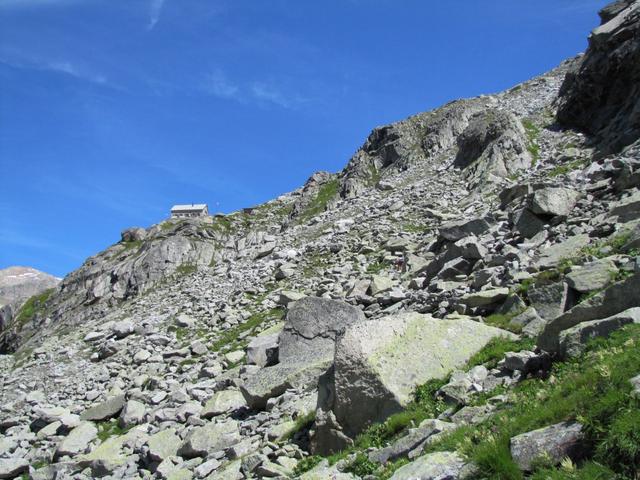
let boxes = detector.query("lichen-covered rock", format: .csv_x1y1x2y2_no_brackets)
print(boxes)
178,420,241,458
202,390,247,418
328,313,515,439
538,273,640,353
389,451,477,480
510,422,585,471
54,421,98,459
530,187,581,217
559,307,640,358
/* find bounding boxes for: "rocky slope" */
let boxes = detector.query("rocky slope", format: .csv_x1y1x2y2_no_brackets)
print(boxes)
1,2,640,479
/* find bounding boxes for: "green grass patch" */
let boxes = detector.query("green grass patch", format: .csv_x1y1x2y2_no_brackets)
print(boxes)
548,158,590,178
97,419,130,442
285,411,317,440
297,178,340,224
366,258,392,274
465,336,535,370
120,239,143,252
14,288,54,328
368,163,382,186
293,455,323,476
522,119,541,166
424,324,640,479
483,310,526,334
175,263,197,276
210,308,285,352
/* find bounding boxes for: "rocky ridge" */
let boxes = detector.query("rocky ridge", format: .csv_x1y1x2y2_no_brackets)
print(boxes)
1,2,640,479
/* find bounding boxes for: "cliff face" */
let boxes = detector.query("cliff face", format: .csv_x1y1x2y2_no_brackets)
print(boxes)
1,2,639,479
557,0,640,154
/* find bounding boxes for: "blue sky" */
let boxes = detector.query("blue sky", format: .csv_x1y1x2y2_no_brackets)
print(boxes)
1,0,609,277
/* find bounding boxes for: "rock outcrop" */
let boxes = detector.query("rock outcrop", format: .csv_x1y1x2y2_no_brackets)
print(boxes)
557,0,640,153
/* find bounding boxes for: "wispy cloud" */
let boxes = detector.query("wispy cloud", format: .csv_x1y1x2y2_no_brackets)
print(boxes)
0,0,85,9
201,69,309,109
202,69,241,100
148,0,166,30
0,48,116,88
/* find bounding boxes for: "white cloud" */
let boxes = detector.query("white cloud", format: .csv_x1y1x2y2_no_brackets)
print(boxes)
202,69,241,100
201,69,308,110
148,0,166,30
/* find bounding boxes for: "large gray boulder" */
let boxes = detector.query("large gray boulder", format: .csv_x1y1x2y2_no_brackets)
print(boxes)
389,451,477,480
538,273,640,353
566,259,618,293
559,307,640,358
54,421,98,459
80,395,126,421
178,420,241,458
529,188,581,217
279,297,366,362
241,297,366,410
325,313,515,440
510,422,585,471
0,458,29,479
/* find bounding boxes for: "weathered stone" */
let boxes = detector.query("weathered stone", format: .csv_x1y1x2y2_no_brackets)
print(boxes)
510,422,584,471
279,297,366,362
55,421,98,459
369,419,455,464
241,360,332,410
329,313,514,439
534,235,591,270
530,188,581,217
527,282,571,321
460,288,509,307
559,307,640,358
389,451,477,480
275,290,306,306
0,458,28,479
80,395,126,421
566,259,618,293
178,420,241,458
538,273,640,353
119,399,146,428
202,390,247,418
78,426,148,476
439,218,490,242
246,333,279,367
148,428,181,462
369,274,394,295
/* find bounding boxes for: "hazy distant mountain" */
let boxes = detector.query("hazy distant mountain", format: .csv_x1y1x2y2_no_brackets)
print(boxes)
0,266,60,307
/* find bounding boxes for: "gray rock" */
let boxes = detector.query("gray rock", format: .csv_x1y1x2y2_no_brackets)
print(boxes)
201,390,247,418
530,188,581,217
119,399,146,428
534,234,591,270
112,319,135,339
557,0,640,153
241,359,332,410
147,428,181,462
55,421,98,458
538,273,640,353
460,288,509,307
566,259,618,293
630,374,640,399
275,290,306,306
510,422,584,471
80,395,126,421
369,275,394,295
369,419,455,464
278,297,366,362
327,313,515,440
121,227,147,242
528,282,571,321
389,451,477,480
559,307,640,358
439,218,490,242
178,420,241,458
246,333,279,367
0,458,29,479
